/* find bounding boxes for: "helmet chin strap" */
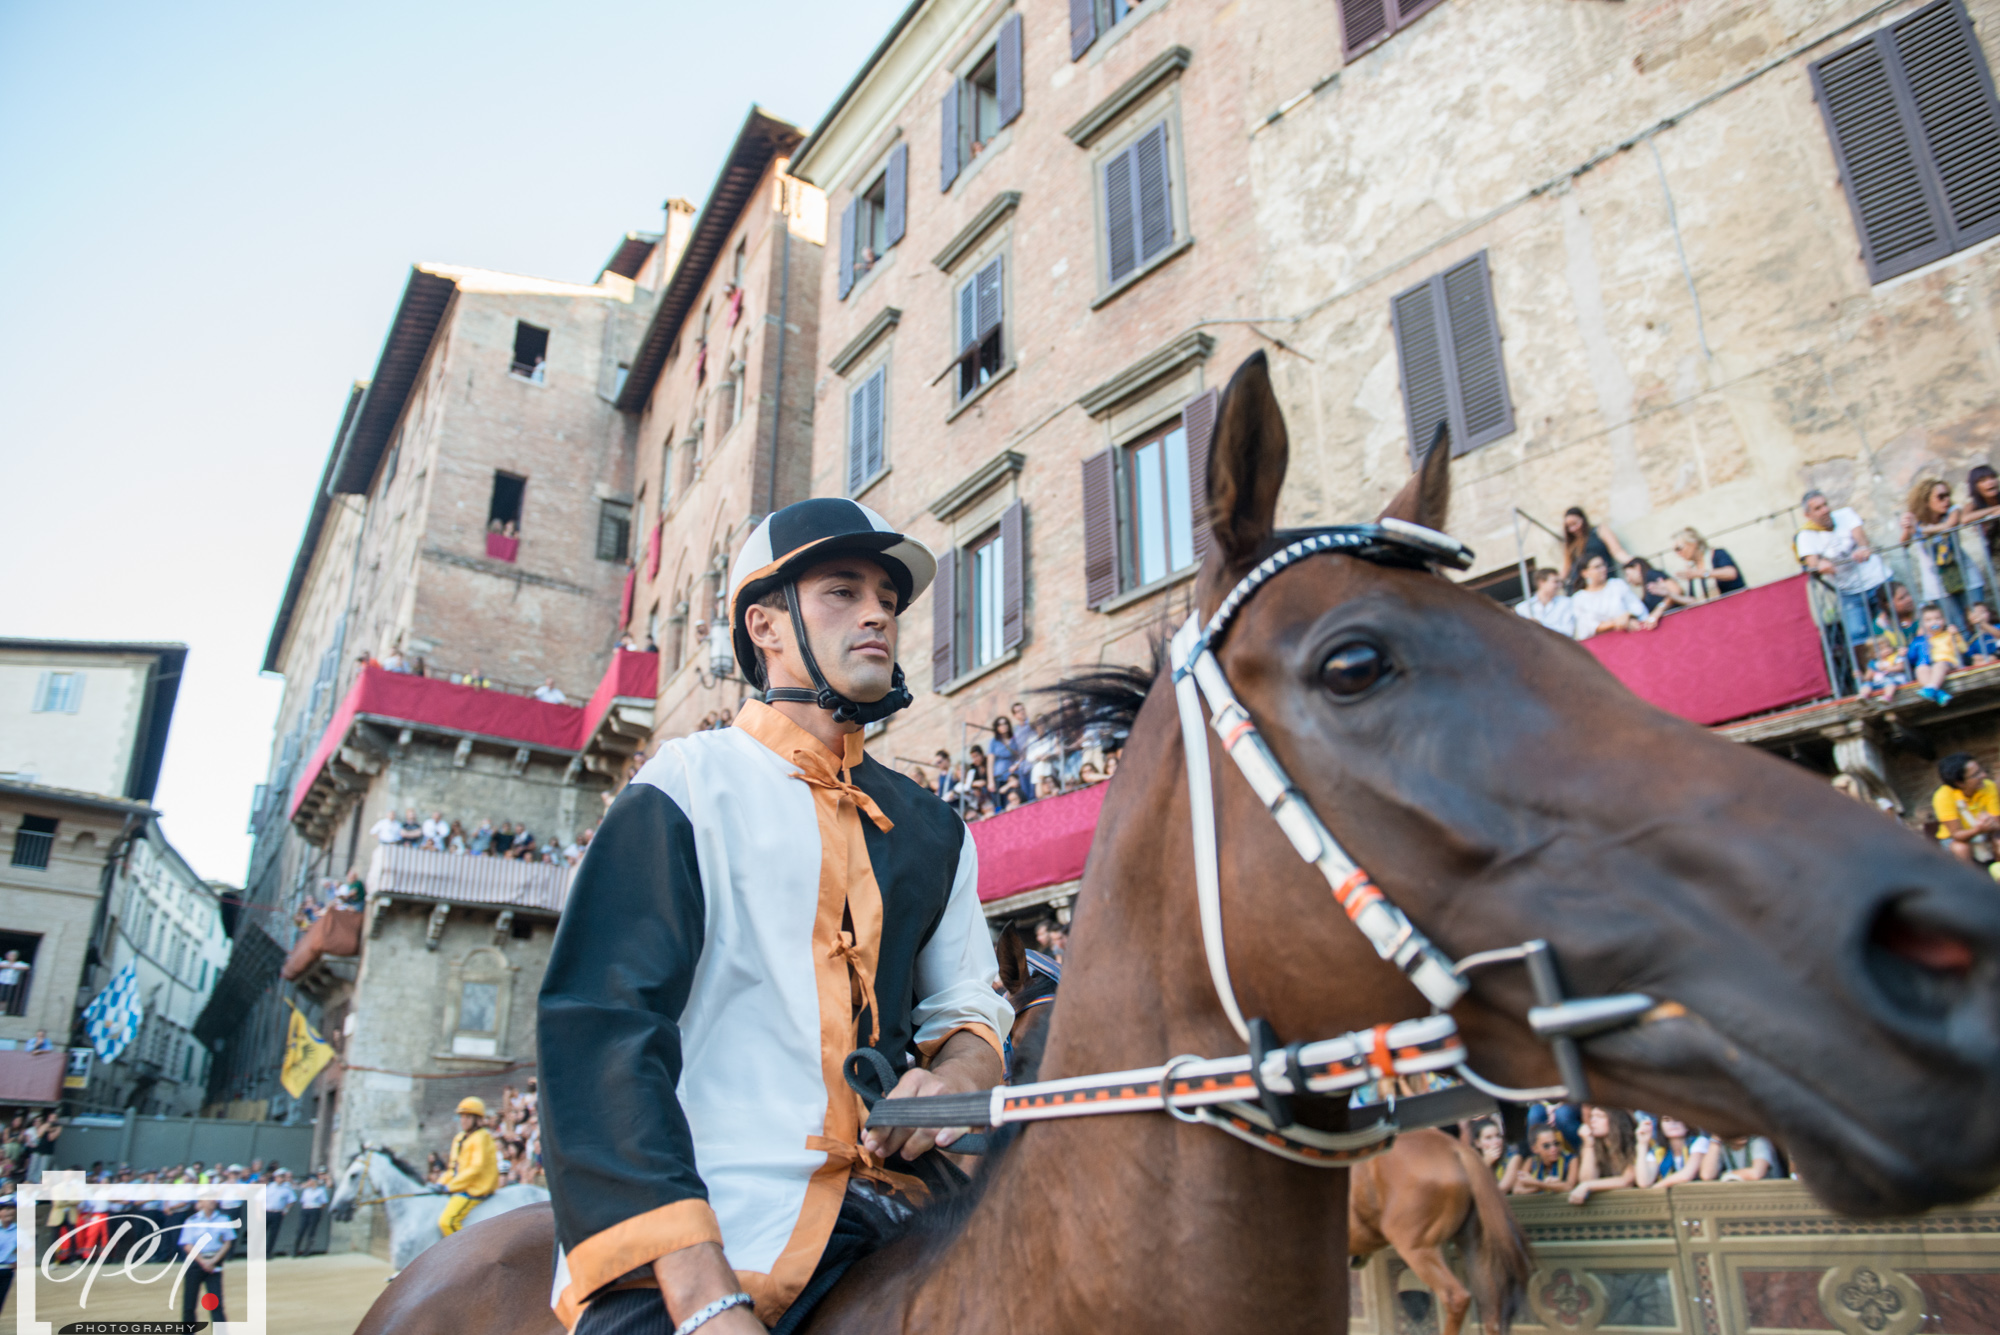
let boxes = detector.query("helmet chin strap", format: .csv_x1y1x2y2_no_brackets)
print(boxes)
761,580,914,727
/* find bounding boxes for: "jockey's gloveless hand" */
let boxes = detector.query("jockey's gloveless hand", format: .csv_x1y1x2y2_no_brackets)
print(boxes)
862,1028,1004,1161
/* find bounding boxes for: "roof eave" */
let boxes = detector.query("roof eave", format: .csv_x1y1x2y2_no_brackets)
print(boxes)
790,0,929,185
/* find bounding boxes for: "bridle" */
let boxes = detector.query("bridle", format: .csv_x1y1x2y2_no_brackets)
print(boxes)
864,520,1658,1166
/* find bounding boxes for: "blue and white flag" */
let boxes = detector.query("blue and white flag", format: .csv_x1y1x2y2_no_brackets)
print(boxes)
83,960,143,1062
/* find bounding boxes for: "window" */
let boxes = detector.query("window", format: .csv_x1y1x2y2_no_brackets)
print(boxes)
1102,122,1176,286
458,982,497,1034
1336,0,1446,61
1390,251,1514,461
32,671,84,714
489,472,526,531
931,502,1025,688
510,322,549,382
0,931,39,1017
10,815,55,870
612,362,630,398
955,258,1005,401
847,365,887,494
596,500,631,562
661,434,675,510
731,238,748,289
941,17,1023,191
837,145,908,300
1082,389,1217,608
1071,0,1137,58
1812,0,2000,283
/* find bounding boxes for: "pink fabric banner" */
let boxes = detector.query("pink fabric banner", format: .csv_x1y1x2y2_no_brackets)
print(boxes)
0,1050,66,1104
579,650,660,746
485,532,520,563
971,782,1108,903
1582,573,1830,726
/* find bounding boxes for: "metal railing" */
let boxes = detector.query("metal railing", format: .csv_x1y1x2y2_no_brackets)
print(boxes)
10,829,52,869
1801,518,2000,698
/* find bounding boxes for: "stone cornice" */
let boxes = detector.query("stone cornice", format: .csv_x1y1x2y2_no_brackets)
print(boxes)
933,191,1022,272
1064,46,1192,148
1078,330,1215,418
828,307,903,376
929,449,1026,520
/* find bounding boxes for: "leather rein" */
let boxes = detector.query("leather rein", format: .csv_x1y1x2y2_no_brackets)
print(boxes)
866,520,1659,1166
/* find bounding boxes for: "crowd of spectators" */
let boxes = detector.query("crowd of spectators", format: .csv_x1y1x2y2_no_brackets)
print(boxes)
0,1112,61,1188
427,1081,542,1190
1463,1103,1785,1205
365,807,595,866
914,700,1116,822
26,1159,333,1263
1518,509,1745,642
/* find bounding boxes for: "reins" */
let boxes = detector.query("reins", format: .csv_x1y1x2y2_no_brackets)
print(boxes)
867,520,1660,1166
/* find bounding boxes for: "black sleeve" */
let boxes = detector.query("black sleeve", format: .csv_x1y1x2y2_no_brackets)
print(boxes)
538,781,708,1252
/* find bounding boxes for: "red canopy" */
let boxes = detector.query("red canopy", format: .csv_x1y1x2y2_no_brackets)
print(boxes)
971,783,1107,904
1583,573,1830,726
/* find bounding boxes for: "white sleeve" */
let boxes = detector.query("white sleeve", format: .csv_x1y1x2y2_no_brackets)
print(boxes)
910,823,1014,1060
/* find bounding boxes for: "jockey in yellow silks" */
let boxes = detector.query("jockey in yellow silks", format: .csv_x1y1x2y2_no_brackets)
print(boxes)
437,1096,499,1236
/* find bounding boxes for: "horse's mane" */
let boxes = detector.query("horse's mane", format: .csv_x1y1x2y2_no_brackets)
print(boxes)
367,1145,428,1185
1032,632,1168,748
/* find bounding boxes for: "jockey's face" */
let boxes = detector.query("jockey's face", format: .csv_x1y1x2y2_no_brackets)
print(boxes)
755,555,901,706
459,1112,480,1132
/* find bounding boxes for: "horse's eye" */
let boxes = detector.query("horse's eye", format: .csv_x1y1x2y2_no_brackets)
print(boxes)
1321,642,1388,697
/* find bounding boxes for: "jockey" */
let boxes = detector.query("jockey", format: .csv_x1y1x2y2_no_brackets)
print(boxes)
540,498,1011,1335
437,1096,499,1236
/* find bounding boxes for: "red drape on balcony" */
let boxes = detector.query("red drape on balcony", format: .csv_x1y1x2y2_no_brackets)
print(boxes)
580,649,660,744
1582,573,1830,726
0,1050,65,1104
645,522,662,579
971,782,1108,904
486,533,520,563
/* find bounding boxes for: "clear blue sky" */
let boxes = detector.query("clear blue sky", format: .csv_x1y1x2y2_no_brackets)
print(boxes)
0,0,909,882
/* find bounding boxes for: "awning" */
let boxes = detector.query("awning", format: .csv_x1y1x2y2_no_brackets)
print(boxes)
970,783,1108,904
1583,573,1830,726
0,1050,65,1104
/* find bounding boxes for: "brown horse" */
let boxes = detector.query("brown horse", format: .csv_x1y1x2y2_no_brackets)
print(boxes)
1349,1129,1531,1335
353,351,2000,1335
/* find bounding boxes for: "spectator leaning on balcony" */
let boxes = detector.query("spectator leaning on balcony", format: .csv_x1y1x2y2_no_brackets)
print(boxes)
1796,489,1892,672
1670,527,1744,600
1516,568,1577,635
1705,1134,1781,1181
1903,476,1987,631
422,811,449,851
1622,556,1687,616
1908,602,1969,706
1969,601,2000,664
534,677,567,704
369,810,405,847
1569,554,1656,639
1558,506,1634,594
1932,752,2000,864
399,808,423,846
987,716,1021,812
1965,464,2000,566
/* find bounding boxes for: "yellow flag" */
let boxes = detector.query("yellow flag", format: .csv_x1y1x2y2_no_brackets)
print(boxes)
281,1002,336,1098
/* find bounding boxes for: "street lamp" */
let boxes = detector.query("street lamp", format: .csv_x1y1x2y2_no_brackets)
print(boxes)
696,618,737,689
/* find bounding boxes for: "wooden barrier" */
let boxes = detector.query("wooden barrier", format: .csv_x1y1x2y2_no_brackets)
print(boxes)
1348,1182,2000,1335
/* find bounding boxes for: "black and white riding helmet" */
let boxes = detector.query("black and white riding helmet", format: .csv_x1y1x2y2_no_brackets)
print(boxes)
729,499,937,725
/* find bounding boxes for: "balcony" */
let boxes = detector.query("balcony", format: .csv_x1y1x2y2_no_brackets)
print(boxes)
365,843,572,914
9,828,52,869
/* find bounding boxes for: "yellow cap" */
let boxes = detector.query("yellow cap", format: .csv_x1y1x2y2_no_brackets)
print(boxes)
455,1096,487,1117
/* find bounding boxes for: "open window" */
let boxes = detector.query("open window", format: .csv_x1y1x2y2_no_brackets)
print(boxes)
837,145,908,299
1071,0,1137,59
510,322,549,382
1082,388,1218,608
9,816,55,871
941,18,1022,191
488,472,526,562
955,258,1005,402
931,502,1025,688
1122,419,1195,589
0,930,41,1017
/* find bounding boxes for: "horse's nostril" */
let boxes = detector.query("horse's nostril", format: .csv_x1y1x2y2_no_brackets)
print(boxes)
1873,898,1978,976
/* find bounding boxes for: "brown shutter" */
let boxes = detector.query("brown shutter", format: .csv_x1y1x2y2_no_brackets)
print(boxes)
941,81,961,192
838,200,857,299
1391,275,1450,466
1390,0,1446,30
932,546,958,689
1070,0,1096,61
1133,123,1173,263
1001,501,1025,651
1441,252,1514,452
884,143,908,249
998,14,1024,127
1894,1,2000,248
1105,145,1138,283
1082,448,1119,609
1814,31,1952,281
1183,389,1220,564
1338,0,1390,59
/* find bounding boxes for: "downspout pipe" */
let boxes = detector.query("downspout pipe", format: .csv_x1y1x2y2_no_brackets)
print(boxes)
765,217,793,519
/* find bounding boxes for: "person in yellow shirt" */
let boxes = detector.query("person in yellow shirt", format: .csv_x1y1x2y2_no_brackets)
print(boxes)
436,1096,499,1236
1933,752,2000,864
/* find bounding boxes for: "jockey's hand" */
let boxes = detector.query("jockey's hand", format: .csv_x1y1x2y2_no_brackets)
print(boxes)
862,1029,1003,1161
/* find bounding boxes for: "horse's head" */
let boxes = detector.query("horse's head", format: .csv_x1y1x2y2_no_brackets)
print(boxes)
996,924,1060,1085
1093,351,2000,1216
329,1147,370,1222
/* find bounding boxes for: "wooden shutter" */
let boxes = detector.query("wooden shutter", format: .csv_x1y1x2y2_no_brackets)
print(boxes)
1339,0,1390,59
1082,448,1119,608
864,367,886,479
1182,388,1220,564
848,379,869,494
998,14,1024,128
1441,252,1513,452
932,546,958,689
1391,277,1450,465
1070,0,1096,61
1133,123,1173,264
1001,500,1025,651
977,256,1004,340
884,143,908,249
1105,145,1138,283
838,200,858,299
958,275,978,352
1391,0,1446,30
941,81,961,192
1815,33,1953,280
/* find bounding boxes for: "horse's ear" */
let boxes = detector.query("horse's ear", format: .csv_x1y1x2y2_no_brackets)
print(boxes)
1206,351,1290,571
995,924,1027,996
1379,423,1452,531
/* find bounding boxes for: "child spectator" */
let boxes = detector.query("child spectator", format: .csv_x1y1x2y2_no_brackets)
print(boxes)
1860,638,1911,704
1908,602,1969,705
1968,601,2000,664
1516,567,1577,636
1512,1125,1578,1195
1932,751,2000,864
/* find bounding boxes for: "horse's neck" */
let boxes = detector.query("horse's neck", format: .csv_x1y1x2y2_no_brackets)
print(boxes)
370,1154,423,1196
907,715,1353,1333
